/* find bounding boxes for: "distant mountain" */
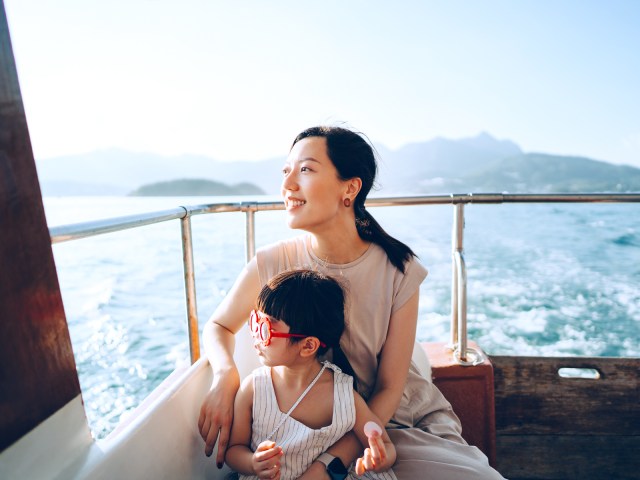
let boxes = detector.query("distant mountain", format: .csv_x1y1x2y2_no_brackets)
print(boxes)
35,133,640,196
376,132,523,193
129,179,265,196
392,152,640,194
459,153,640,193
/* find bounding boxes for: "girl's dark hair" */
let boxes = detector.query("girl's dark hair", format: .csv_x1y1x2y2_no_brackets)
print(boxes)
257,269,356,381
292,125,416,273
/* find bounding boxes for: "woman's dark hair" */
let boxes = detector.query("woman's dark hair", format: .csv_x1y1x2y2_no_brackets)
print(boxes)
292,126,415,273
257,269,356,381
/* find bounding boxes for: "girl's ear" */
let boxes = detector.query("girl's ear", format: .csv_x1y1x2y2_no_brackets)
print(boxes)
299,337,321,358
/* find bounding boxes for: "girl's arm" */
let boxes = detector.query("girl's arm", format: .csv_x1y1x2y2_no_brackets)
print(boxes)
198,257,262,464
302,290,419,478
225,375,283,477
224,375,255,472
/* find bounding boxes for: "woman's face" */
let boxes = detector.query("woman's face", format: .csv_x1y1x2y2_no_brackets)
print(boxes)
281,136,348,232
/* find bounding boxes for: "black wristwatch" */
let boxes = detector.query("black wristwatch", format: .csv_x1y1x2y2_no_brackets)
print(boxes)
316,453,348,480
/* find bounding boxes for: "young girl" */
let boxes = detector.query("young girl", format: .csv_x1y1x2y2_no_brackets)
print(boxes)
225,269,396,480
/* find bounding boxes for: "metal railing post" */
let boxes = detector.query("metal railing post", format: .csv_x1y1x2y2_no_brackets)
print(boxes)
454,250,468,361
245,207,256,263
450,203,464,347
451,203,485,366
180,213,200,364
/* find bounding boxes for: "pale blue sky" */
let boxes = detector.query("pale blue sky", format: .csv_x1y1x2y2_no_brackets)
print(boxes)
5,0,640,167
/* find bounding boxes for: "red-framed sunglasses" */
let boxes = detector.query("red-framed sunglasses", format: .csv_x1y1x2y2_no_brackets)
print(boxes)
249,310,326,347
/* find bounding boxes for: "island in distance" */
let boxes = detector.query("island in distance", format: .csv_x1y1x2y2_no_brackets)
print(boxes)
129,178,265,196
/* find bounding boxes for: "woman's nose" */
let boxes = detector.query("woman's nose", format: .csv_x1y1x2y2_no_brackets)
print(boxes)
281,171,297,192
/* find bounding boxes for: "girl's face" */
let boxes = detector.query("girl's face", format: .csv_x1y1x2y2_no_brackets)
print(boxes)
281,137,349,232
253,316,299,367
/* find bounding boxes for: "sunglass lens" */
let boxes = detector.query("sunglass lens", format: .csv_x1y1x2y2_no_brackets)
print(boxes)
250,312,259,334
259,321,270,343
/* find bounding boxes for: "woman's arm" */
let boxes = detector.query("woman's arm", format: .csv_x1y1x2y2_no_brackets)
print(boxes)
366,289,419,424
303,290,420,477
198,257,262,463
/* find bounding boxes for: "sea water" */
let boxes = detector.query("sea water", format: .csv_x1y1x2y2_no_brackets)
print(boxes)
43,196,640,439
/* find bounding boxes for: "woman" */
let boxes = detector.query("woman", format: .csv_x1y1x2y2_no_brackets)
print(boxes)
198,126,505,479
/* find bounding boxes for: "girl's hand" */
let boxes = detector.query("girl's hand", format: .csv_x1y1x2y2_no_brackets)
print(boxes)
251,440,283,479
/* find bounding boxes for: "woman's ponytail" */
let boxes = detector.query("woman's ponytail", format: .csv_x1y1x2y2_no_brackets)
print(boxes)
354,203,415,273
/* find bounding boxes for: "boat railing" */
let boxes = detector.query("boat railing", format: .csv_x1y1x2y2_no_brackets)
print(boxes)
49,193,640,366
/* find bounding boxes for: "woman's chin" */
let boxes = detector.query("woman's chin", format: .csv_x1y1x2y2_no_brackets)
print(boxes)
285,216,299,229
286,218,312,232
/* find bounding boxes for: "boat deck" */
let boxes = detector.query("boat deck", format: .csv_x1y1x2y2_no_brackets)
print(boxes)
492,355,639,480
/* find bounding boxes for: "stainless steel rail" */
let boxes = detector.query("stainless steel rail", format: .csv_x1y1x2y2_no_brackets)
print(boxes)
451,205,485,365
49,193,640,365
180,215,200,363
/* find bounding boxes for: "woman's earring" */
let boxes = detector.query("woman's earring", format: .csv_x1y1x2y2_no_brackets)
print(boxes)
343,198,351,207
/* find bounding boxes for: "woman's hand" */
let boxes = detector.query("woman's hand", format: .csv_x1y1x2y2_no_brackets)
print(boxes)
251,441,283,480
355,429,395,474
198,367,240,464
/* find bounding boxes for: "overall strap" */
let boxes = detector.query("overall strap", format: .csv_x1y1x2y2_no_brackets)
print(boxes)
266,362,328,440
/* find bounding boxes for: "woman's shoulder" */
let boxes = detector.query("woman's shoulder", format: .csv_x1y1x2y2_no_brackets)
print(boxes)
255,235,313,282
404,253,428,279
362,242,428,279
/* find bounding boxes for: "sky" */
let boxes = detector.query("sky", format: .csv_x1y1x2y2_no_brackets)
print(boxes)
4,0,640,167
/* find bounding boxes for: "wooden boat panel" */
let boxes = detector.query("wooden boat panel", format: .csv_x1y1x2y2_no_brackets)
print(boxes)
496,434,639,480
0,4,81,453
491,355,639,479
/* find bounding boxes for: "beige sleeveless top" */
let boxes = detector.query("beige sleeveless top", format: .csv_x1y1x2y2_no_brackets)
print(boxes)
256,235,450,426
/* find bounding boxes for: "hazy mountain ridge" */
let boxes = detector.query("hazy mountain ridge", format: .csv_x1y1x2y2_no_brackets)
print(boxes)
36,133,640,196
376,132,524,192
462,153,640,193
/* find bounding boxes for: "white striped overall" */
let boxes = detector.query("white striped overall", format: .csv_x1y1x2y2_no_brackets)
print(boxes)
239,361,396,480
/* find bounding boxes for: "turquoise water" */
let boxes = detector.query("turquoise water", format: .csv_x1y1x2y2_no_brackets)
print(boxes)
44,196,640,439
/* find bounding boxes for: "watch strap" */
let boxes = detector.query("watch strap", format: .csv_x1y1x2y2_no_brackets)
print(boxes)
315,452,336,468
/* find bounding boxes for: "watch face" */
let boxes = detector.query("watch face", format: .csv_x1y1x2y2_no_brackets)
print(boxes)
327,457,348,479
